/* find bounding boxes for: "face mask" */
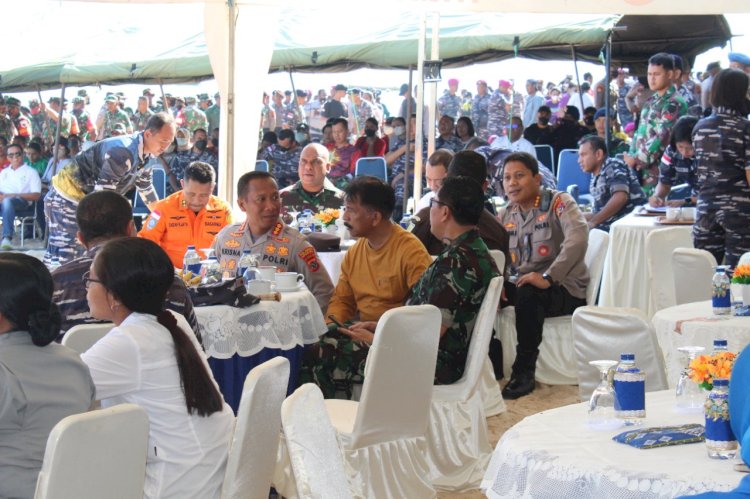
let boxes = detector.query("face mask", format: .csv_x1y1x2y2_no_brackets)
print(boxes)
384,125,394,135
539,117,550,125
194,140,207,151
295,132,307,143
176,137,189,147
365,128,376,137
394,126,405,136
165,144,176,154
584,117,594,126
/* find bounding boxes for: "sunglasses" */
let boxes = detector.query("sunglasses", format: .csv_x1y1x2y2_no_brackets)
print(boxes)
7,152,22,157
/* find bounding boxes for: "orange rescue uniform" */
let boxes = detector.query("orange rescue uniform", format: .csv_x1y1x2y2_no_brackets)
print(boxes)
138,191,232,267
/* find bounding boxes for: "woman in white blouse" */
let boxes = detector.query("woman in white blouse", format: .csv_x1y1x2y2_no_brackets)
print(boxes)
81,237,233,499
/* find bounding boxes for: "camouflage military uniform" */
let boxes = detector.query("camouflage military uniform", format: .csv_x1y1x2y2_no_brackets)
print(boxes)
279,179,343,222
406,229,500,384
0,114,16,142
205,104,220,135
271,102,287,131
437,92,462,119
100,109,132,139
259,144,302,189
628,85,688,196
351,100,374,135
72,109,93,141
692,107,750,268
615,82,634,127
435,134,464,153
132,108,154,132
388,135,427,221
471,93,491,140
30,112,46,140
42,112,78,147
487,90,511,139
211,220,334,311
589,157,647,231
182,105,209,133
499,188,589,379
166,149,192,195
658,144,697,199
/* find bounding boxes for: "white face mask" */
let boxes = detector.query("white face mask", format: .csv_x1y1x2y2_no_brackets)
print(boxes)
176,137,189,147
394,126,405,136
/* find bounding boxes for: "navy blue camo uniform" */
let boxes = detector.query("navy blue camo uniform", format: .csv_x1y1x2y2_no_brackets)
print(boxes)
658,145,698,200
589,157,647,231
691,106,750,267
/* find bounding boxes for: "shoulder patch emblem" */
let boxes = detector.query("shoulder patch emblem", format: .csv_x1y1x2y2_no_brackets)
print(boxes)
271,222,283,237
554,197,565,217
146,215,158,230
298,246,320,272
224,239,240,249
538,244,550,257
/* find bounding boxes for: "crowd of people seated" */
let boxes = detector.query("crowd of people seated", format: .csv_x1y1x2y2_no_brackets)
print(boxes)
1,48,750,498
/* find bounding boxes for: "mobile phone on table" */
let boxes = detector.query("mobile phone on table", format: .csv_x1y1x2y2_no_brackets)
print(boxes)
328,315,345,329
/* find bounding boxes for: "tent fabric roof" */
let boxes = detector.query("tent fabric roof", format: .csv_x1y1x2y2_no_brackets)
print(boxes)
0,12,731,91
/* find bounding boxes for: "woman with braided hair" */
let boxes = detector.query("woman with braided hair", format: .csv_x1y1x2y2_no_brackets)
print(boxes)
0,253,95,498
82,237,233,499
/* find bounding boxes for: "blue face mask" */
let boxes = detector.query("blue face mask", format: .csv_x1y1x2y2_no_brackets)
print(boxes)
295,132,307,143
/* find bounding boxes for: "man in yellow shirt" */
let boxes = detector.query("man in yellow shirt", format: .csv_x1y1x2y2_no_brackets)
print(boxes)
138,161,231,268
300,176,432,397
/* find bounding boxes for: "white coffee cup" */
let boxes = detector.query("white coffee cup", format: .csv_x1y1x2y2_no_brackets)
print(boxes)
275,272,304,289
246,279,272,295
666,207,681,221
256,266,277,281
680,207,696,221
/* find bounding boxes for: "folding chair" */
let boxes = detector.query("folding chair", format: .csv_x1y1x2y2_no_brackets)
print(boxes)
354,157,387,182
255,160,270,172
556,149,592,204
534,144,555,174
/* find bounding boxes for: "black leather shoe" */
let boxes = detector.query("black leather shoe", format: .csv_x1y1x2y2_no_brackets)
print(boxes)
502,372,536,400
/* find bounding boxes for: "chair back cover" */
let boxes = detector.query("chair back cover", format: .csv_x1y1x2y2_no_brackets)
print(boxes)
61,323,114,354
672,248,717,305
221,357,290,499
488,249,505,275
34,404,149,499
584,229,610,305
282,384,352,499
645,227,693,313
572,306,668,400
556,149,591,195
255,160,269,172
354,157,387,181
350,304,440,449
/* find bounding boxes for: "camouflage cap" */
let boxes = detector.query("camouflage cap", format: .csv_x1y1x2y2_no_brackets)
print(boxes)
113,123,127,133
198,93,210,101
78,89,88,97
5,97,20,107
185,96,197,104
105,95,118,103
143,88,155,96
72,96,85,104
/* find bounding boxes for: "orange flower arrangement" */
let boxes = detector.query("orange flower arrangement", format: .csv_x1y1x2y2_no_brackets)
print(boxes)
314,208,341,227
732,264,750,285
689,351,737,390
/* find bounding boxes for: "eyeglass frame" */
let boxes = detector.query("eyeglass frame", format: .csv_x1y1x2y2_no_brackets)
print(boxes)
82,271,103,290
429,198,452,210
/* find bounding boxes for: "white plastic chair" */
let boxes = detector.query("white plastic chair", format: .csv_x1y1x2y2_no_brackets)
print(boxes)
427,276,504,492
324,305,441,498
221,357,290,499
739,252,750,266
572,306,669,400
61,323,114,354
281,384,352,499
672,248,718,305
499,229,610,384
481,250,506,417
34,404,149,499
646,227,694,314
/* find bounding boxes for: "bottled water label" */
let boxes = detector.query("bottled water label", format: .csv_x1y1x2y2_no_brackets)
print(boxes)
614,379,645,412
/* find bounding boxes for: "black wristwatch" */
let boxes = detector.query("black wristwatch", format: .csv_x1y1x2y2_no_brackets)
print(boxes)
542,273,554,285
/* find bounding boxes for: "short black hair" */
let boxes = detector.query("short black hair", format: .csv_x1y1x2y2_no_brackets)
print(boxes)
365,117,378,127
503,151,539,176
76,191,133,243
145,112,175,134
670,116,699,148
538,105,551,114
579,135,608,155
7,143,23,155
448,150,487,185
428,149,454,169
331,117,348,130
237,171,276,200
564,105,580,121
711,68,750,115
344,176,395,218
436,176,484,226
649,52,675,71
184,161,216,184
391,116,406,127
278,129,295,141
262,131,277,144
26,142,42,154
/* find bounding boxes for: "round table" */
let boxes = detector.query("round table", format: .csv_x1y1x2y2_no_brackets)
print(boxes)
599,212,692,316
482,390,743,498
195,286,327,412
653,300,750,389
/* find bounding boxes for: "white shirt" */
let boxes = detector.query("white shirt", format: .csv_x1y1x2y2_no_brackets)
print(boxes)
415,190,436,212
0,163,41,195
509,137,538,158
82,312,234,499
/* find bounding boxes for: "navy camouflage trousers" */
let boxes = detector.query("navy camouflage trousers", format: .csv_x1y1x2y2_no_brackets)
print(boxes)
44,187,84,265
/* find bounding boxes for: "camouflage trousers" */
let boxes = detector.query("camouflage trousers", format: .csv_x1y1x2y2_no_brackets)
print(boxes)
693,204,750,268
44,187,84,265
298,328,370,399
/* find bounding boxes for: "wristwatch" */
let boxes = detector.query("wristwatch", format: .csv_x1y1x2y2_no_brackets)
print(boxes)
542,273,554,285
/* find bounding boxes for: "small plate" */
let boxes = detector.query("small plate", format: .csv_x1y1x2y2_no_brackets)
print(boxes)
274,283,304,292
655,216,694,225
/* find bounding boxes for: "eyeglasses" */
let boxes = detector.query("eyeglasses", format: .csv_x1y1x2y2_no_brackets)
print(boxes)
82,271,103,290
6,152,22,158
429,198,452,210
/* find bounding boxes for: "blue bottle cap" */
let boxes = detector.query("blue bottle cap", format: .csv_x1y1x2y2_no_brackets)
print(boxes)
187,245,195,250
713,379,729,387
714,339,728,347
620,353,635,361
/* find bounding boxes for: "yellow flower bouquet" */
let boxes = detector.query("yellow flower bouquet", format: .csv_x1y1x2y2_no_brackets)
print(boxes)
689,351,737,390
732,264,750,285
314,208,341,227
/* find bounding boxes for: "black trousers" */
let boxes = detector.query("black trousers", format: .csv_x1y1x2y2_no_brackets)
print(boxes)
505,281,586,373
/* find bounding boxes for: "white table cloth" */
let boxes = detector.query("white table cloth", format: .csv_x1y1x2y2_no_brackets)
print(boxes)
195,286,327,358
482,390,742,498
599,213,692,316
653,300,750,389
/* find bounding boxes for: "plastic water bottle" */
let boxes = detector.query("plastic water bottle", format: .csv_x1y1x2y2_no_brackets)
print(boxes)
712,339,728,355
705,379,738,459
613,353,646,425
237,250,258,279
183,246,202,275
712,266,731,315
200,256,221,284
399,213,412,229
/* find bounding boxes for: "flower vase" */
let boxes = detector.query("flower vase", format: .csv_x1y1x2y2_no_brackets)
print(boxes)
704,378,737,459
325,224,338,235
